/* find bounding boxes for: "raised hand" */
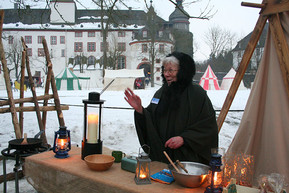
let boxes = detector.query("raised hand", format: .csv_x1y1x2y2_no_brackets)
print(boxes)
124,88,143,114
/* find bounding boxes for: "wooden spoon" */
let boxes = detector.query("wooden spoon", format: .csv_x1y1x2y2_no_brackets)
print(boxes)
163,151,180,173
21,133,28,145
176,160,188,173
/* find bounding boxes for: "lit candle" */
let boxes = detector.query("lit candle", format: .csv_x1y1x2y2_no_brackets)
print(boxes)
87,114,98,143
140,173,146,179
57,138,67,150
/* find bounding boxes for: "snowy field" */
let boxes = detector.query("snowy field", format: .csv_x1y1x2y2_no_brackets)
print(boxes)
0,86,250,192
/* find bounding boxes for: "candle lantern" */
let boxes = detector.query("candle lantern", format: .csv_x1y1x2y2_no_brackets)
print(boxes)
205,148,223,193
135,144,151,185
53,126,71,159
82,92,105,160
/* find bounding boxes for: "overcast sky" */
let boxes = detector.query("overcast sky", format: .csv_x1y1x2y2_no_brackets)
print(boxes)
1,0,262,61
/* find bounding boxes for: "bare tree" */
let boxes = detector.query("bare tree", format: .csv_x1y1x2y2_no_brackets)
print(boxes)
204,25,236,58
106,35,125,70
4,36,22,80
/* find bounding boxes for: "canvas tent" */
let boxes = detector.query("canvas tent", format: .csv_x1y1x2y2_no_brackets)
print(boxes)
220,68,247,90
217,2,289,191
104,69,144,91
199,65,220,90
55,67,90,90
226,13,289,189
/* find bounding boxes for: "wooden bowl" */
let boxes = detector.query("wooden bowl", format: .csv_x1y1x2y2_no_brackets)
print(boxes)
84,154,115,171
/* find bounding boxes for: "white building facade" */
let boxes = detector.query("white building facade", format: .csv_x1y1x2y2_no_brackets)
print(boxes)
1,0,191,89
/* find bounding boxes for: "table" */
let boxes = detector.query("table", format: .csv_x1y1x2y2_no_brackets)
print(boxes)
24,146,206,193
25,147,260,193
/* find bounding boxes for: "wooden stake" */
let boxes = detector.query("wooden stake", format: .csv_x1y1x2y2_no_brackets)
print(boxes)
217,14,268,131
42,38,65,127
19,50,26,137
0,94,54,106
0,105,69,113
21,37,47,144
269,14,289,98
0,10,21,139
41,38,52,129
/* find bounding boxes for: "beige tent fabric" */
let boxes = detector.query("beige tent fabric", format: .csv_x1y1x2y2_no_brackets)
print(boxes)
226,12,289,190
104,69,145,91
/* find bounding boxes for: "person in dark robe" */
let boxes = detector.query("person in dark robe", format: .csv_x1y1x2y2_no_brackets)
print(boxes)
124,51,218,165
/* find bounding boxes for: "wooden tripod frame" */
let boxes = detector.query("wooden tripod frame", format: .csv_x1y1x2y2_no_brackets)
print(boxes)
0,10,68,144
217,0,289,132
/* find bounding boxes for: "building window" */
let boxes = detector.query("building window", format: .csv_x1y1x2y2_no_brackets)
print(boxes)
156,67,161,72
88,56,96,66
38,36,44,44
142,31,147,38
156,59,160,63
50,36,57,45
38,48,45,57
88,31,95,37
118,31,125,37
61,49,65,57
8,36,13,44
159,44,164,53
117,56,126,69
142,44,148,53
27,48,32,56
87,42,96,52
158,31,163,37
25,36,32,44
118,43,126,51
74,42,83,52
100,42,108,52
156,77,160,81
75,31,82,37
60,36,65,44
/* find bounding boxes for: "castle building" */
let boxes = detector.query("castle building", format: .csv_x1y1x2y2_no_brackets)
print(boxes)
1,0,193,88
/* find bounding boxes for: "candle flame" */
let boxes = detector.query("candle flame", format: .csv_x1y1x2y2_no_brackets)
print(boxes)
88,114,99,124
140,174,146,179
57,138,67,149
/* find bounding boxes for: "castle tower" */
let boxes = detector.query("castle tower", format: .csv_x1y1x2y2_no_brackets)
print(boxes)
169,0,190,31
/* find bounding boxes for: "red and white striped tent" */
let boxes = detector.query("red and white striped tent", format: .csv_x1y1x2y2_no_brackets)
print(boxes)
199,65,220,90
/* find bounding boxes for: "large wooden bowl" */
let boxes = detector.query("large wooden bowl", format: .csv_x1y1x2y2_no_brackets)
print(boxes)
84,154,115,171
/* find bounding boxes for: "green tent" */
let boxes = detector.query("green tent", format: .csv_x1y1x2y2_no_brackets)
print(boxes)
55,68,90,90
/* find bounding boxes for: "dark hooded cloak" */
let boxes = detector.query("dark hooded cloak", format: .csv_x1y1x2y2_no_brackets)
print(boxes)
134,52,218,165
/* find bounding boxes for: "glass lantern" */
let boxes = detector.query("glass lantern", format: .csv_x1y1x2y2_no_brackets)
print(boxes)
82,92,105,160
53,126,71,159
205,148,223,193
135,144,151,185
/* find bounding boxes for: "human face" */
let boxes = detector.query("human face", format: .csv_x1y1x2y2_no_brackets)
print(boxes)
163,62,179,86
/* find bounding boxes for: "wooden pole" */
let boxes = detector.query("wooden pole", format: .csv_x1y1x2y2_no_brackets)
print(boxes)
21,37,47,144
0,94,54,106
0,105,69,113
217,14,268,131
0,10,21,139
269,14,289,98
19,51,26,137
41,38,52,128
42,38,65,127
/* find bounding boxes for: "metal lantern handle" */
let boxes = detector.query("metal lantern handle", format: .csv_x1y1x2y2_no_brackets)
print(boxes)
139,144,150,156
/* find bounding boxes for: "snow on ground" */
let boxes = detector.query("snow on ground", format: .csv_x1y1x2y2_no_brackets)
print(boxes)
0,86,250,192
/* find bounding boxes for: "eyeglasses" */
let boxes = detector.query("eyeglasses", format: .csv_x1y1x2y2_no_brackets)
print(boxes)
163,69,178,74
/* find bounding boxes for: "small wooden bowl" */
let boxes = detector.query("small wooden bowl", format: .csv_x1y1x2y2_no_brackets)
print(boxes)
84,154,115,171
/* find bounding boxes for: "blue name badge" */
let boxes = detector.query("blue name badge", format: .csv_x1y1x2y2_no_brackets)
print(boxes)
151,98,160,104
